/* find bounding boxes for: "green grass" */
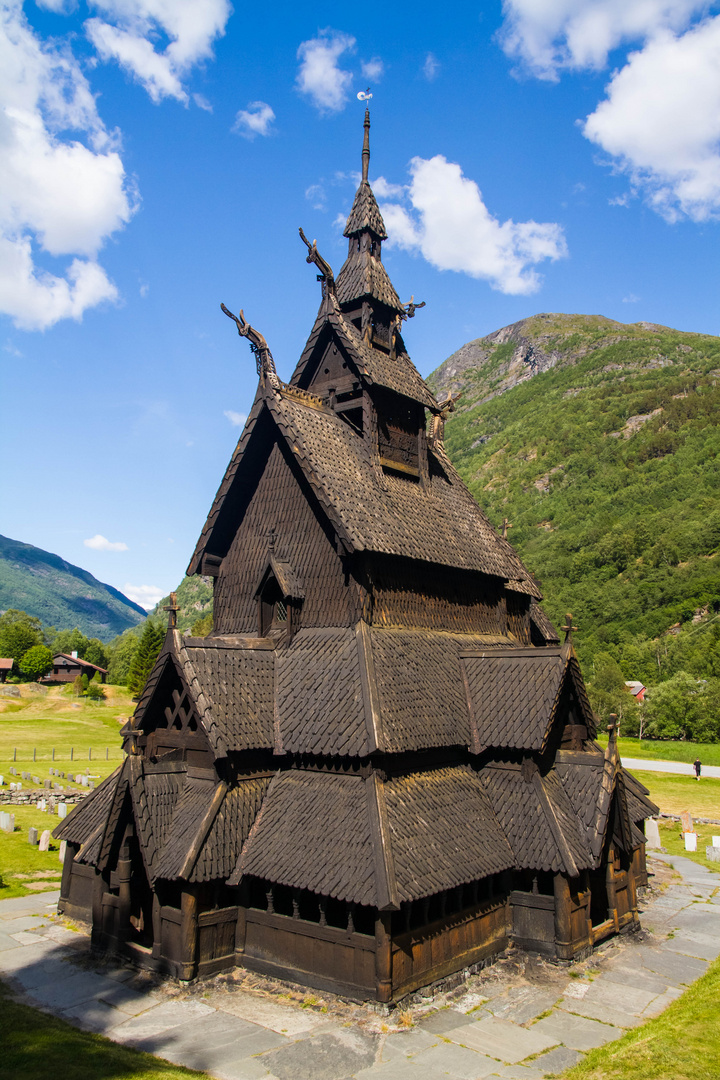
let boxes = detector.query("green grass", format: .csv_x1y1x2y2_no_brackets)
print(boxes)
630,770,720,819
598,735,720,768
0,684,129,788
0,805,75,898
560,956,720,1080
0,981,208,1080
657,820,720,874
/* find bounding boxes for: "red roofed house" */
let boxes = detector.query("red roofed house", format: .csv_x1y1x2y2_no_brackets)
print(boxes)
0,659,13,683
44,651,107,685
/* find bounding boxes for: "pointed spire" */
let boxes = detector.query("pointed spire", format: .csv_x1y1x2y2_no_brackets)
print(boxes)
362,107,370,183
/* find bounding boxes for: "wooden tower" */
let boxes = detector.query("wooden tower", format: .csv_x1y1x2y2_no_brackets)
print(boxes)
55,112,657,1001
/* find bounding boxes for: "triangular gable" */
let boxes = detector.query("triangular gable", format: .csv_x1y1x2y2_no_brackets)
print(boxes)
254,554,304,600
461,643,595,754
53,764,122,846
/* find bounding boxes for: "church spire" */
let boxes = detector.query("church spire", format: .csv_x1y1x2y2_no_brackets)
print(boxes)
361,107,370,183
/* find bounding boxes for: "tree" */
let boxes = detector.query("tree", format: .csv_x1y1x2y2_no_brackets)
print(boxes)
51,627,89,658
84,638,108,669
85,678,105,701
106,628,141,685
190,613,213,637
587,652,640,734
642,671,709,740
73,674,83,697
18,644,53,681
127,621,165,697
81,673,89,693
0,610,44,666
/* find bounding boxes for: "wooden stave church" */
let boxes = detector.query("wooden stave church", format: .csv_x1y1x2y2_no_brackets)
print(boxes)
55,111,658,1003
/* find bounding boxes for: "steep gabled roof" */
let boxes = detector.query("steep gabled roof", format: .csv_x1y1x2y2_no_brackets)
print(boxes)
336,248,403,312
291,302,436,408
53,764,122,845
461,644,594,753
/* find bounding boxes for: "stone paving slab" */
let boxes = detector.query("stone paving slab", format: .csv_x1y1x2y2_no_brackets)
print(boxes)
641,986,684,1017
132,1012,287,1073
205,988,332,1036
528,1045,583,1075
661,934,720,961
599,962,676,995
417,1006,473,1034
212,1058,276,1080
382,1028,439,1057
261,1029,377,1080
483,1065,547,1080
30,969,122,1010
485,987,560,1025
108,999,217,1043
410,1041,500,1078
558,998,645,1029
61,997,134,1034
639,947,709,984
354,1059,447,1080
530,1010,621,1051
446,1015,559,1064
582,977,659,1014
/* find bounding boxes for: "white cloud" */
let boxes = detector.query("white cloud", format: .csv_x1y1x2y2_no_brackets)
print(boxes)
623,293,640,302
86,0,231,104
381,155,567,295
232,101,275,139
224,410,247,427
123,583,165,608
193,93,213,112
0,2,135,330
84,533,129,551
500,0,705,79
584,18,720,221
296,29,355,113
305,183,326,210
370,176,406,200
361,57,384,81
422,52,440,81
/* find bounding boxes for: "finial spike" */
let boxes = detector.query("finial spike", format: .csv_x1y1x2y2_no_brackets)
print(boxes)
362,107,370,183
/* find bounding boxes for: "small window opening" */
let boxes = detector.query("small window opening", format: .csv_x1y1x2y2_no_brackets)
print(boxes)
275,600,287,623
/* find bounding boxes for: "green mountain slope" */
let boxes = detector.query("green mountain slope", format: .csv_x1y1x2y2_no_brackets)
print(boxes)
429,314,720,667
152,575,214,634
0,534,146,642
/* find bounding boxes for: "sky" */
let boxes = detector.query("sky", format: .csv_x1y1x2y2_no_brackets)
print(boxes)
3,0,720,613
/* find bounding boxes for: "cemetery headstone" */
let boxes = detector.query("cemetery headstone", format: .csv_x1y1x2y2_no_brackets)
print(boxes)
28,827,38,846
0,775,3,786
707,846,720,863
32,776,40,785
22,772,29,780
58,803,68,819
39,830,50,852
713,835,720,847
53,782,61,791
88,781,95,790
680,811,693,833
685,832,698,852
59,840,66,863
645,818,661,848
9,767,15,775
44,779,51,789
0,812,9,832
59,772,65,779
67,774,74,782
5,814,14,833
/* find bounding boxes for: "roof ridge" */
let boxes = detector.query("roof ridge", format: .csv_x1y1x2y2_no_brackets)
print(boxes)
365,772,399,910
533,770,581,877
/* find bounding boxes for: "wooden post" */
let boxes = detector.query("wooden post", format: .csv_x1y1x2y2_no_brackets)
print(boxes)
235,905,247,958
152,894,162,960
553,874,573,960
375,912,393,1002
179,889,198,980
606,846,619,931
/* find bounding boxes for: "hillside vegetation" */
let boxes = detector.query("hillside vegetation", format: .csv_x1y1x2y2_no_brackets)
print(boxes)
430,314,720,685
0,534,145,642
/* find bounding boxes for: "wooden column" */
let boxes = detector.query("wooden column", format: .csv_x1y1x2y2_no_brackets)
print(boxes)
179,888,199,980
235,905,247,959
152,894,162,959
553,873,573,960
117,850,132,944
375,912,393,1003
606,846,619,931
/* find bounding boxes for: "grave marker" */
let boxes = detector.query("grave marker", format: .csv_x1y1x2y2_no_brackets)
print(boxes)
39,830,51,852
1,813,14,833
645,818,661,848
685,832,698,852
58,803,68,819
59,841,66,863
44,779,51,789
680,811,693,834
713,835,720,848
28,827,38,846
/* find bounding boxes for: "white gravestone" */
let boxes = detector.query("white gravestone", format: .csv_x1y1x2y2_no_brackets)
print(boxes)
685,832,698,852
39,829,51,852
645,818,661,848
58,803,68,819
59,840,67,863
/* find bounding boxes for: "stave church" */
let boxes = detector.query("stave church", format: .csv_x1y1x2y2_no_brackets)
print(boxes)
55,111,657,1002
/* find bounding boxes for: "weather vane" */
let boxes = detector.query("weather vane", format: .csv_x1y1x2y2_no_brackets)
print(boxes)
357,88,372,101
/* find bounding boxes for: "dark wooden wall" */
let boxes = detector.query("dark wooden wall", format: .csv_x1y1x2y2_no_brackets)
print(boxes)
214,441,356,633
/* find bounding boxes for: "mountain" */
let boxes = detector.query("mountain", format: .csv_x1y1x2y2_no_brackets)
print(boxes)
429,314,720,669
152,574,213,634
0,534,146,641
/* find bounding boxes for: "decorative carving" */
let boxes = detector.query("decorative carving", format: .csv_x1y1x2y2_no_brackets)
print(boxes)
299,228,336,297
428,391,462,447
220,303,280,387
561,612,578,642
163,590,179,630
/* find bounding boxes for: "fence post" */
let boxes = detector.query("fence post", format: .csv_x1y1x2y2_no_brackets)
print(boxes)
89,748,92,761
13,748,16,761
70,747,73,761
52,748,55,761
33,748,36,762
106,747,109,760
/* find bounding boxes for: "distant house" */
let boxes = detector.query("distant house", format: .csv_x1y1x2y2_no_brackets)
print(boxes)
625,681,646,702
43,651,107,685
0,659,13,683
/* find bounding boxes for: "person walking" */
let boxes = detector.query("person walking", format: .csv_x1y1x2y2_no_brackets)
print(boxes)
694,757,702,781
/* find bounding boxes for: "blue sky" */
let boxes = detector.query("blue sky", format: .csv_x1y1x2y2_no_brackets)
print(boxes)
3,0,720,612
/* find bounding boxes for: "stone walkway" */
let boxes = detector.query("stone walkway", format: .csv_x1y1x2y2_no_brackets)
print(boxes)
622,757,720,779
1,854,718,1080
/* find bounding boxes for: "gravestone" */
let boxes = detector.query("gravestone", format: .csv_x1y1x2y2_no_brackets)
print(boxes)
680,811,693,834
713,835,720,847
685,832,697,852
28,827,38,846
59,840,66,863
58,803,68,819
0,812,9,832
4,814,14,833
22,772,29,780
9,767,15,775
88,781,95,790
67,773,74,782
706,846,720,863
32,776,40,785
80,775,87,787
59,772,65,779
36,799,46,811
53,782,61,791
645,818,661,848
0,775,3,786
44,779,51,789
39,829,51,852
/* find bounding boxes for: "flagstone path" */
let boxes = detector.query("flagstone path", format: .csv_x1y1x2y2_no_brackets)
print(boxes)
1,853,718,1080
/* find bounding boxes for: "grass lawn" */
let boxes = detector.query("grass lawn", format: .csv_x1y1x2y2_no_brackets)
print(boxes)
0,804,84,899
0,981,208,1080
629,770,720,819
596,735,720,767
561,956,720,1080
0,684,130,788
655,820,720,875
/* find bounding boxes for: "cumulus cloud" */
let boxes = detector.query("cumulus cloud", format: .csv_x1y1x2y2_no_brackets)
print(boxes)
232,101,275,139
86,0,231,104
500,0,705,79
380,155,567,295
224,410,247,427
584,18,720,221
84,533,129,551
0,1,135,330
296,29,355,113
123,583,165,608
361,57,384,81
422,52,440,81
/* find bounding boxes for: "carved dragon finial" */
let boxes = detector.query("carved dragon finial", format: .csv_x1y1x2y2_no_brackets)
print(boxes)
220,303,279,387
298,228,336,299
402,295,426,319
428,390,462,447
